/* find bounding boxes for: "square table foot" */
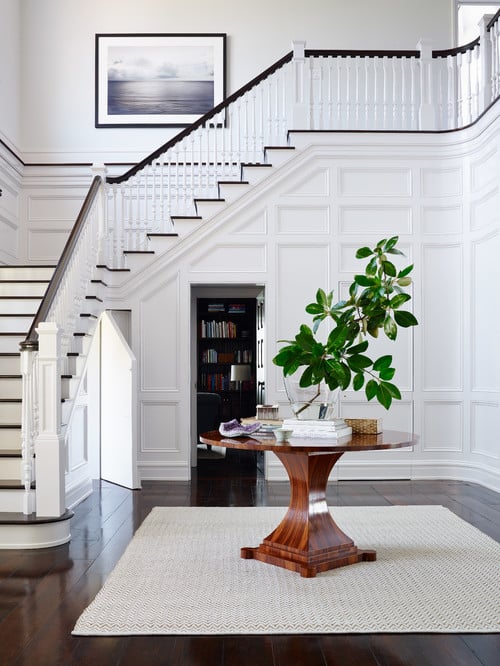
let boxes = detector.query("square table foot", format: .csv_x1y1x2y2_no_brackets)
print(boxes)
240,546,377,577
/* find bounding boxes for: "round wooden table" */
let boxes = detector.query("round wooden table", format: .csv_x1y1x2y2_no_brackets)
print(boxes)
199,429,417,577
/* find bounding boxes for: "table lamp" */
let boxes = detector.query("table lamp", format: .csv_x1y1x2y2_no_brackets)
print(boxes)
230,364,251,417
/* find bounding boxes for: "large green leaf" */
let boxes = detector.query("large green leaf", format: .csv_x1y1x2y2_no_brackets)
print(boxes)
390,293,411,308
382,381,401,399
353,372,364,391
346,340,369,355
355,246,373,258
347,354,372,371
394,310,418,327
372,355,392,371
376,382,393,409
382,260,397,277
355,275,377,287
397,264,414,278
365,379,378,401
379,367,396,380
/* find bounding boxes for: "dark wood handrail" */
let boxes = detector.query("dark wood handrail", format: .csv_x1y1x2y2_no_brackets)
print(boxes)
107,52,294,185
20,176,103,351
305,49,419,58
433,37,480,58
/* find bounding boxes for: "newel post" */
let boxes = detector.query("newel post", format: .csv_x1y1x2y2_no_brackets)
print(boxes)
291,40,310,129
91,162,108,265
417,39,437,130
35,322,65,517
478,15,495,113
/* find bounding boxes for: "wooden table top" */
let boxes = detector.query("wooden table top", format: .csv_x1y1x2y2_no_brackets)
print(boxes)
199,429,417,454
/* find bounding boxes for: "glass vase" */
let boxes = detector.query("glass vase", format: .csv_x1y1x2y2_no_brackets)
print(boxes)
283,374,340,421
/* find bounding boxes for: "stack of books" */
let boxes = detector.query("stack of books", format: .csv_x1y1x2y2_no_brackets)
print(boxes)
281,418,353,439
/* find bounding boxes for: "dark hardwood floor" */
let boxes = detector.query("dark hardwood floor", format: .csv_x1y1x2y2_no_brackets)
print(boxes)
0,449,499,665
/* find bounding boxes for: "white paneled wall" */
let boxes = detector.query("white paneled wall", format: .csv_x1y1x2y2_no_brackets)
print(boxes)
111,104,500,490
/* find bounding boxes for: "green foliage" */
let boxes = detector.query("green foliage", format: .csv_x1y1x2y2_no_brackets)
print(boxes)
273,236,418,410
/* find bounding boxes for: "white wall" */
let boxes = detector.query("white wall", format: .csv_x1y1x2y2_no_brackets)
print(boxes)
18,0,454,162
0,0,21,151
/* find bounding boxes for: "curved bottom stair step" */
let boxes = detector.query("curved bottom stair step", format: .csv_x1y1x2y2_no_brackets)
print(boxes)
0,508,74,550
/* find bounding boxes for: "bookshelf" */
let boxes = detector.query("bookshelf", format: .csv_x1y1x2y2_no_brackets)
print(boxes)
197,298,256,420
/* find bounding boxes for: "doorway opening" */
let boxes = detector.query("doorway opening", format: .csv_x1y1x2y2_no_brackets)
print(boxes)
191,285,265,476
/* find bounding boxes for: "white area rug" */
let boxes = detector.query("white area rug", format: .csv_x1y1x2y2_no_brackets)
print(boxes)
73,506,500,635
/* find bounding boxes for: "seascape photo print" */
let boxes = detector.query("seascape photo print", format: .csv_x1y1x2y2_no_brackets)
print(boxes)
95,34,226,127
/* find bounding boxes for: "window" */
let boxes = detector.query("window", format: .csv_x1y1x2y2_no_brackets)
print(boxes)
457,2,500,44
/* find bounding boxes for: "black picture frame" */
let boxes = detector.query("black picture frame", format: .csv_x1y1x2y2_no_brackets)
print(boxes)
95,33,226,128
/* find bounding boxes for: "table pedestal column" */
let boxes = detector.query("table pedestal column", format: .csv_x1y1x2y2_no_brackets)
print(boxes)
241,450,376,577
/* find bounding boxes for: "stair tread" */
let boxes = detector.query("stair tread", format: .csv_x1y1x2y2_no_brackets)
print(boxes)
0,449,22,457
0,280,50,283
0,424,21,429
0,508,73,525
0,480,34,489
0,296,42,300
0,398,22,402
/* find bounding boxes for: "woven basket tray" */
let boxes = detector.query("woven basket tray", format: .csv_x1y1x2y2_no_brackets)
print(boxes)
344,418,383,434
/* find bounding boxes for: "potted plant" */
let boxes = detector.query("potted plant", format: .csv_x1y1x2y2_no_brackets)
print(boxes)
273,236,418,416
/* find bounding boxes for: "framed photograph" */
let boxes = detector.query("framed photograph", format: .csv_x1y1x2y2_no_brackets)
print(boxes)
95,33,226,128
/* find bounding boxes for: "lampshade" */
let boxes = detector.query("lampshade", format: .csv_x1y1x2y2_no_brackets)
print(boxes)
230,364,251,382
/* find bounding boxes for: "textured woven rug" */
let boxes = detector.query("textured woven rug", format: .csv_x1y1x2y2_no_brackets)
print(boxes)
73,505,500,635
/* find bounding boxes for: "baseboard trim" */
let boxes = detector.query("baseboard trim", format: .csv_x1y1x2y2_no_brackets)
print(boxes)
265,457,500,492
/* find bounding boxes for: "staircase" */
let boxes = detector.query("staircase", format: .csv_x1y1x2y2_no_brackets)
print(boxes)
0,266,73,547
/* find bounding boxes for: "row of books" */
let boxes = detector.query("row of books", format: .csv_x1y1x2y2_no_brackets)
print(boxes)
200,319,238,338
199,373,255,392
200,349,253,363
206,302,247,314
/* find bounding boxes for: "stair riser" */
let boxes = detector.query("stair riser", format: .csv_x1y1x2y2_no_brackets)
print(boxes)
0,316,33,333
171,218,204,238
0,457,24,481
0,429,21,450
241,165,274,185
0,283,49,297
0,402,22,424
0,267,54,280
217,183,249,203
194,200,226,218
83,299,105,317
70,335,92,356
264,148,296,167
65,356,85,376
0,336,25,353
76,316,99,335
0,298,42,314
124,253,156,272
0,355,21,374
0,489,32,512
146,236,180,255
0,377,22,399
